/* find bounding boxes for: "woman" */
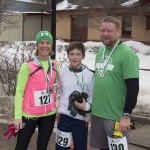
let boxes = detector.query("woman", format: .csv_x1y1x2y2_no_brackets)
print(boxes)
14,31,59,150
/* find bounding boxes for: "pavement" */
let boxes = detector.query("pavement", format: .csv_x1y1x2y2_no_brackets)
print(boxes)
129,124,150,149
0,115,150,150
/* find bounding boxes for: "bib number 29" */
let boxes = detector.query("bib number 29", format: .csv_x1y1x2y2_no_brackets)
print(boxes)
57,134,69,147
56,129,72,147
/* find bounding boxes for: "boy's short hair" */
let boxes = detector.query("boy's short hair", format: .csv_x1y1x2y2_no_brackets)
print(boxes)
67,41,86,57
101,16,120,29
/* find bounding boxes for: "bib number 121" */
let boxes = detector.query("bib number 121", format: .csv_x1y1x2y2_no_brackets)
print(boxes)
39,95,50,105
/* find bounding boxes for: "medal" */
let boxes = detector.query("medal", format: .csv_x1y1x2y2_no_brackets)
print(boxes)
99,70,105,78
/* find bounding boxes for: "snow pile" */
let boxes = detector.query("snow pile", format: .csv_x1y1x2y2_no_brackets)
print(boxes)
56,39,69,52
56,0,78,10
121,0,139,7
124,41,150,55
0,40,150,113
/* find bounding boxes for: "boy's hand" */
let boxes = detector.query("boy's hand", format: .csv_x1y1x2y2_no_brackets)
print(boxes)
74,98,86,110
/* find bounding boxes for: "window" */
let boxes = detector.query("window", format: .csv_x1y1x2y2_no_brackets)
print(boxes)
71,15,88,41
146,16,150,30
122,16,132,37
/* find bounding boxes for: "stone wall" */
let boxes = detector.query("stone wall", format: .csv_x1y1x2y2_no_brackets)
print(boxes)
0,96,14,117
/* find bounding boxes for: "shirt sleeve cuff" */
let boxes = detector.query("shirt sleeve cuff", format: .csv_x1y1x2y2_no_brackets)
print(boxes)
85,102,91,111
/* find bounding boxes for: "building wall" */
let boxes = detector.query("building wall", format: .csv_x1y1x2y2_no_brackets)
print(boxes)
87,14,100,41
88,26,99,41
56,13,150,44
0,14,22,41
0,13,51,42
132,16,150,43
56,13,101,41
1,12,150,43
56,13,71,40
23,14,51,41
56,13,124,42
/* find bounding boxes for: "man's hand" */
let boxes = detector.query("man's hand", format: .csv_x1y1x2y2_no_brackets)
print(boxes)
14,119,23,130
119,117,130,132
74,98,86,110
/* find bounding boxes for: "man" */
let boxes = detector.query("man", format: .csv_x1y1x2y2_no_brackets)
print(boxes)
90,16,139,150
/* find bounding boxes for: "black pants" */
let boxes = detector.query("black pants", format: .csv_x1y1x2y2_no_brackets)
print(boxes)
15,114,56,150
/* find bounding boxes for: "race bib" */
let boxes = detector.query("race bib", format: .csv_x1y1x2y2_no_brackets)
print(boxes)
34,90,52,106
56,129,72,147
108,136,128,150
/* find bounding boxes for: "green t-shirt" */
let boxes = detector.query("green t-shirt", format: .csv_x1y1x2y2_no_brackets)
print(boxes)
92,42,139,121
14,59,60,119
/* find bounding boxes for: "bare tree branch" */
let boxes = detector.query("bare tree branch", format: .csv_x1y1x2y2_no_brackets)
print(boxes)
0,41,35,96
0,0,19,35
88,0,141,30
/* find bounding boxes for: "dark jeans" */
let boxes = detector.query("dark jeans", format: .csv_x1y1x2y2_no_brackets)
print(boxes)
56,114,88,150
15,114,56,150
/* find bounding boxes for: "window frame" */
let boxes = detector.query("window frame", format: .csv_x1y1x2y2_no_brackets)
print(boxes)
122,16,132,37
71,15,88,42
146,16,150,30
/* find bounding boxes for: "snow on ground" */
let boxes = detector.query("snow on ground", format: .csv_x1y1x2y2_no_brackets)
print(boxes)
137,53,150,69
0,40,150,111
56,40,150,111
138,70,150,106
124,41,150,55
15,0,38,3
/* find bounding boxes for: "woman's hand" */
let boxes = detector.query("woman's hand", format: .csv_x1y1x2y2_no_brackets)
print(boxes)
14,119,23,130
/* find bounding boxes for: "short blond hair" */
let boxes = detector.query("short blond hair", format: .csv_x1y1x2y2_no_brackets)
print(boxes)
101,16,120,29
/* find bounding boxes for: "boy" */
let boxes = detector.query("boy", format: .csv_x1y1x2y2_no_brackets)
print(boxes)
56,41,94,150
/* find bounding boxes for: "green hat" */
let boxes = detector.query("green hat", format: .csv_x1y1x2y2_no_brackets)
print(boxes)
36,30,53,46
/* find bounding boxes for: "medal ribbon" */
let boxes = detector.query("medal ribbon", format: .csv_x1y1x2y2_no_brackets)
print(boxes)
37,56,52,93
69,66,85,92
98,40,119,77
